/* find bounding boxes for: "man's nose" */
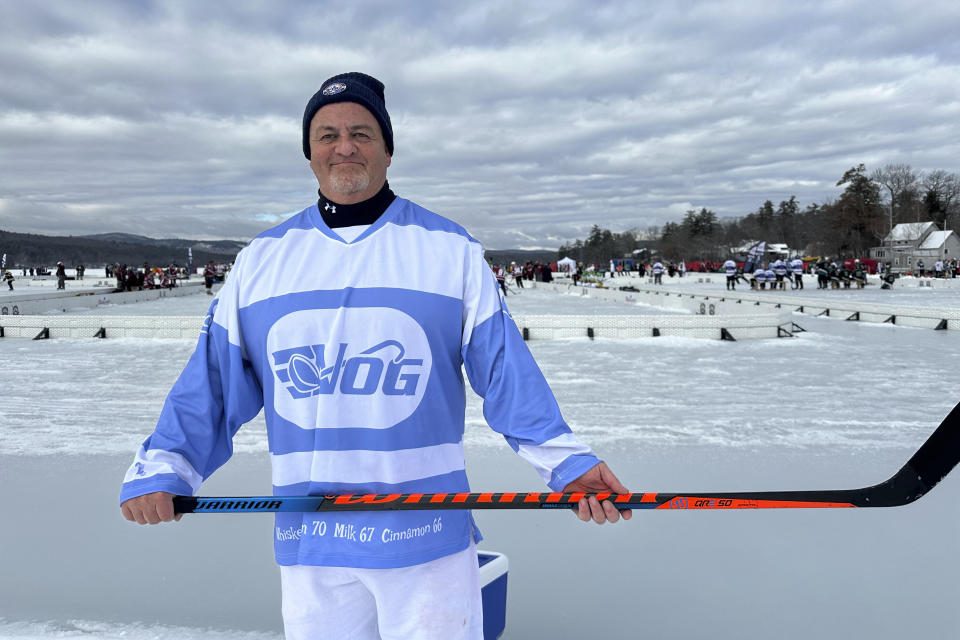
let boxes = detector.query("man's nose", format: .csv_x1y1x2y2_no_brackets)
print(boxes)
333,133,357,156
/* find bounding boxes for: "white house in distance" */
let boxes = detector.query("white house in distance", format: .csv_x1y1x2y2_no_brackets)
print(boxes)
870,222,960,273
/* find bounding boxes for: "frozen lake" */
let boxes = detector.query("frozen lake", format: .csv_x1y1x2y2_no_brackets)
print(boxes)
1,277,959,639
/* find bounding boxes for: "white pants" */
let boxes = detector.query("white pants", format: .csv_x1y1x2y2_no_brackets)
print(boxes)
280,541,483,640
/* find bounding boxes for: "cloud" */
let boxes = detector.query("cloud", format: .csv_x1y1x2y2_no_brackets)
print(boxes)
0,0,958,249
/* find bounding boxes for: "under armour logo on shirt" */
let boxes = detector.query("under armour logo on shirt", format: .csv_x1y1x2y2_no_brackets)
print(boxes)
324,203,337,214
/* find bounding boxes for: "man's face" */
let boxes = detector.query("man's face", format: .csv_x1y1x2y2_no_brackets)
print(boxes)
308,102,391,204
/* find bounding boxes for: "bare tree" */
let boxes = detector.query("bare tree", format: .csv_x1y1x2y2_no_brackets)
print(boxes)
871,163,921,233
922,170,960,230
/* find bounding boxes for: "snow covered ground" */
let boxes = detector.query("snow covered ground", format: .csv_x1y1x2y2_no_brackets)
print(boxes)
1,277,959,639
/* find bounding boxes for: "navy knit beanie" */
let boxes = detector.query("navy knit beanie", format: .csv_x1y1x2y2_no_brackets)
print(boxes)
302,72,393,159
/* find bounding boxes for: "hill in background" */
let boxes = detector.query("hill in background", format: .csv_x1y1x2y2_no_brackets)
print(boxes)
0,229,559,270
0,230,245,269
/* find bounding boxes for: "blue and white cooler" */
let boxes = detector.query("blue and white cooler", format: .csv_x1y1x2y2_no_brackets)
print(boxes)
478,550,508,639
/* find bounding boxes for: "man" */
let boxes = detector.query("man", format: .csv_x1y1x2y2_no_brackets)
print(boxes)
722,258,737,290
511,261,524,288
202,261,216,295
790,256,804,289
55,261,66,290
772,258,787,289
494,263,508,295
750,266,764,290
120,72,629,640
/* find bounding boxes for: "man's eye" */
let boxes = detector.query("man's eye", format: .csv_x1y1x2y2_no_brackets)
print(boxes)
354,132,370,139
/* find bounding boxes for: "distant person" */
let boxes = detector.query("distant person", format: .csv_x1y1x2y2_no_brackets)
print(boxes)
143,269,157,289
722,258,737,290
790,257,804,289
541,261,553,283
828,263,841,289
764,265,777,289
772,258,787,288
203,261,216,295
55,261,66,290
3,270,13,291
115,265,126,292
881,271,896,289
512,262,524,288
853,261,867,288
494,263,508,295
652,260,664,284
120,71,629,640
751,266,765,290
124,266,140,291
813,262,824,289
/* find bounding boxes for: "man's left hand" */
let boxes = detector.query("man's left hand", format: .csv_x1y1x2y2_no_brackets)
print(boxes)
562,462,632,524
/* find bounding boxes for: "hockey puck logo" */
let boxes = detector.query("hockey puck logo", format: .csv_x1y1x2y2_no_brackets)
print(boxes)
322,82,347,96
268,308,432,430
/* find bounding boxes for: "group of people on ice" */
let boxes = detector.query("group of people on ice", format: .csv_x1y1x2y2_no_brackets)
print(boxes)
913,258,959,279
491,260,553,295
720,257,807,291
811,259,872,290
113,263,180,292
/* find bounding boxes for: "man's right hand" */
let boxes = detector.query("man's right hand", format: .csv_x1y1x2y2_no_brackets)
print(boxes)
121,491,182,524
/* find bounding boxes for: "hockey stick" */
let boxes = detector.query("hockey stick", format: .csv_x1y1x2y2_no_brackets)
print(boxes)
173,401,960,514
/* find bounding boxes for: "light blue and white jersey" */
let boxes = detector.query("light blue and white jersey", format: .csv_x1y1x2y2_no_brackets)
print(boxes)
752,270,765,283
652,261,664,274
120,198,599,569
791,258,804,274
764,269,776,281
772,260,787,276
723,260,737,276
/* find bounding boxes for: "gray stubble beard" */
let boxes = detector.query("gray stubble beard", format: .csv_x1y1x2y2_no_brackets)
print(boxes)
327,168,370,197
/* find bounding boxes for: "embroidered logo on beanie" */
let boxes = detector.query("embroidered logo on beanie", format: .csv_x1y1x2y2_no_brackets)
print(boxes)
322,82,347,96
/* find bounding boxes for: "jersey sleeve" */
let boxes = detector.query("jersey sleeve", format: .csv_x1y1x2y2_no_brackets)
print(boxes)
460,244,599,492
119,253,265,504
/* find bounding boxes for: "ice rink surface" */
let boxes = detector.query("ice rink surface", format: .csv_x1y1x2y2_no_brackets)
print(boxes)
1,274,959,639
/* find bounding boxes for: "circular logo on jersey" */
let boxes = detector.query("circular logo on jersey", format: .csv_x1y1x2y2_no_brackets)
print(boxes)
322,82,347,96
268,308,433,430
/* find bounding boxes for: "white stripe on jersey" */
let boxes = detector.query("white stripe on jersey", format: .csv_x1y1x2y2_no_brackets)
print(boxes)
517,433,595,486
124,447,203,492
270,442,465,487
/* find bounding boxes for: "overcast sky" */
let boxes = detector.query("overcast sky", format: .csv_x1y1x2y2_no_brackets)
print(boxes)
1,1,958,249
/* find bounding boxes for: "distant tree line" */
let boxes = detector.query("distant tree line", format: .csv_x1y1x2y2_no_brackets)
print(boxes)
558,163,960,264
